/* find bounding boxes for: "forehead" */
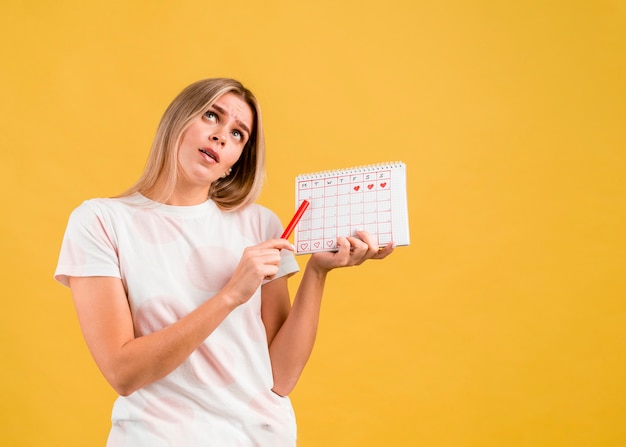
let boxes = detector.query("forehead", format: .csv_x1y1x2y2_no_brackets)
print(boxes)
212,92,254,130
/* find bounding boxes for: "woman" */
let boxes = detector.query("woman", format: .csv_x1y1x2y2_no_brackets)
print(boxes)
55,78,393,446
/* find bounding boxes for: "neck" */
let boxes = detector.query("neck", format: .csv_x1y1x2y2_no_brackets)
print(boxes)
166,190,209,206
143,182,210,206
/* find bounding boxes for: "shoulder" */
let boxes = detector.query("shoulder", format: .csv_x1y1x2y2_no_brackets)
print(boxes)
70,196,136,218
228,203,283,240
242,203,282,227
66,196,144,232
240,203,277,219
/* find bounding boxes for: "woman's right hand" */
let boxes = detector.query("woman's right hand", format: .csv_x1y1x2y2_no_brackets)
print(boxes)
222,239,295,305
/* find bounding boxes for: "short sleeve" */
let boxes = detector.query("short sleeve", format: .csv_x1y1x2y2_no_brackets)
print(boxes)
262,207,300,283
54,200,122,287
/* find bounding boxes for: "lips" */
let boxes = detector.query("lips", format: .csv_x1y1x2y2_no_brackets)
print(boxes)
199,148,219,163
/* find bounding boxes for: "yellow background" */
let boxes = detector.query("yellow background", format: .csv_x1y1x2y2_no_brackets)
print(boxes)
1,1,625,445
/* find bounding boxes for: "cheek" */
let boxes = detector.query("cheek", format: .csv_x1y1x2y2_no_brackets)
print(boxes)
180,129,196,151
229,142,247,164
179,122,204,150
177,133,198,165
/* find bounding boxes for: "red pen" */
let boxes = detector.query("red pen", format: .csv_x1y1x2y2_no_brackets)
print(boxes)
281,200,310,240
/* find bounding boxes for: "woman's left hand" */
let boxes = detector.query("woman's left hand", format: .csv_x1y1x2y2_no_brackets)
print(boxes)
308,230,394,273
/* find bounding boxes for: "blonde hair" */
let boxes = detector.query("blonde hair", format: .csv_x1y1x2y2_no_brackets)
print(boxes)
120,78,265,211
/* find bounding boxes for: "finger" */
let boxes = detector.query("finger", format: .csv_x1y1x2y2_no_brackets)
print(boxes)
353,231,381,258
265,238,296,252
345,236,371,263
333,237,352,265
354,230,377,248
249,254,282,281
240,246,283,272
262,263,281,279
373,242,395,259
346,237,368,253
247,239,295,254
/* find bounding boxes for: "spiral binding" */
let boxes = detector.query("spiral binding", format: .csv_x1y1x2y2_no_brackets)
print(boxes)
296,161,404,180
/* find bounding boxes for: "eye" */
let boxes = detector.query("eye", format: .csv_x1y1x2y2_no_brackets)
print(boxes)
203,111,217,122
231,129,243,141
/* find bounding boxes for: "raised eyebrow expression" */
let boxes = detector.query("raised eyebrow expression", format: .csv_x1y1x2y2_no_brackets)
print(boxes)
207,104,252,139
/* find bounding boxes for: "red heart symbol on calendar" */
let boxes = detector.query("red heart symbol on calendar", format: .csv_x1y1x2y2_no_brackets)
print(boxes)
326,240,334,247
380,182,387,188
367,184,374,190
300,243,309,251
353,185,360,191
314,242,321,248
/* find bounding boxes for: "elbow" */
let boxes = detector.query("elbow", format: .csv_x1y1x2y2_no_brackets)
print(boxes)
271,385,293,398
271,377,298,397
103,368,141,397
113,384,136,397
108,376,137,397
98,351,162,396
270,357,308,397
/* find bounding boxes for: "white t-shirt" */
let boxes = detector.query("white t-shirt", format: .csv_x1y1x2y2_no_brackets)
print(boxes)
55,193,300,446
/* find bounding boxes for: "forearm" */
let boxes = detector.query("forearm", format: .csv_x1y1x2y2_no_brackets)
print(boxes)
73,240,293,397
269,261,328,396
71,275,240,397
110,293,238,395
267,233,394,395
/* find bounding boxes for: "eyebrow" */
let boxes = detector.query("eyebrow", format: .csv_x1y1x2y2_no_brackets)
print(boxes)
212,103,252,137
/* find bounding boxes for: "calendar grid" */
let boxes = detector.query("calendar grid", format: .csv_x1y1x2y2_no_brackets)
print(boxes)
293,162,408,254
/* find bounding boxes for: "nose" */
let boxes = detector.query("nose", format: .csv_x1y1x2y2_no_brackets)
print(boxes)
210,134,225,145
210,129,226,145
